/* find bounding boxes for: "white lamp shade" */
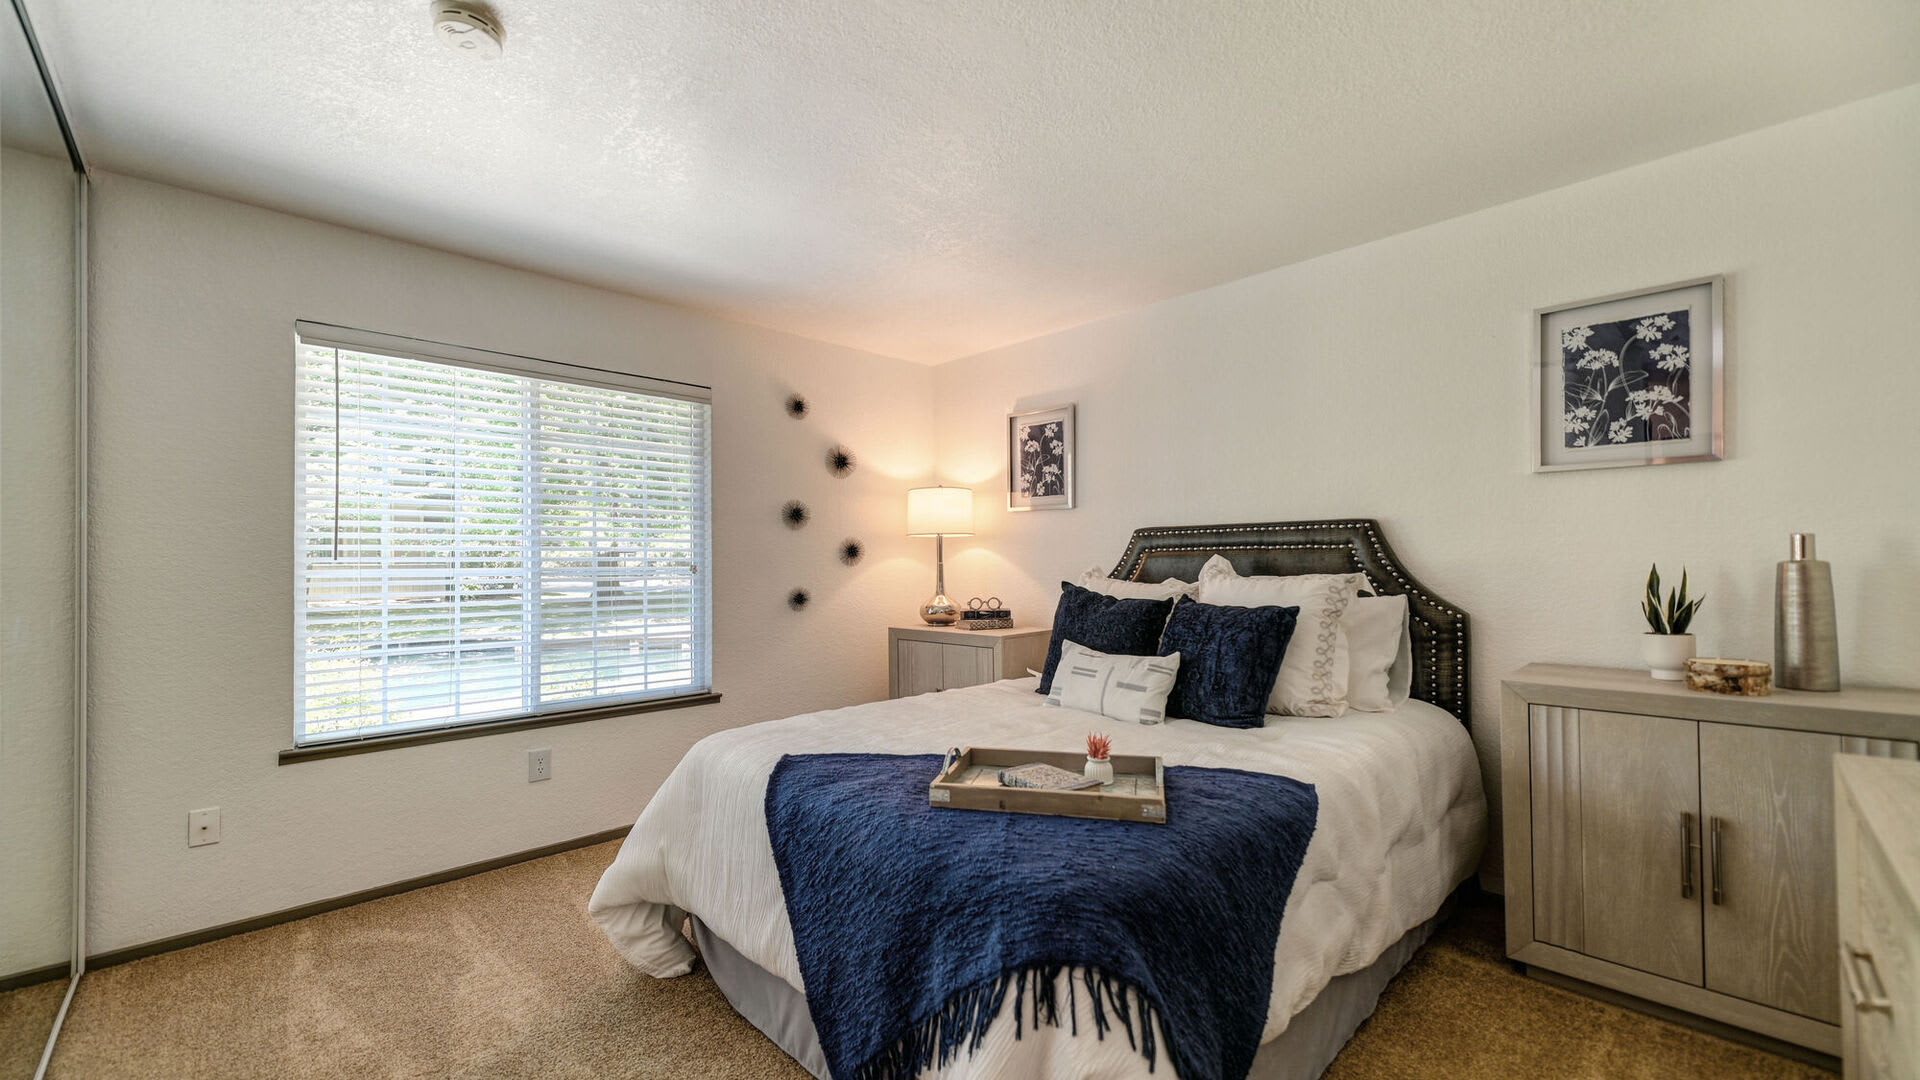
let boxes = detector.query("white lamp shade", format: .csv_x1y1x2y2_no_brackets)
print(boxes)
906,486,974,536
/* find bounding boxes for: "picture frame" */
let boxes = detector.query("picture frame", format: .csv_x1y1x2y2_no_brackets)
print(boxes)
1533,275,1724,472
1007,404,1075,511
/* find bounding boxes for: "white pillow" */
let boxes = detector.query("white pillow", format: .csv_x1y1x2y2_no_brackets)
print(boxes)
1076,565,1197,602
1344,594,1411,712
1195,555,1363,717
1043,640,1181,725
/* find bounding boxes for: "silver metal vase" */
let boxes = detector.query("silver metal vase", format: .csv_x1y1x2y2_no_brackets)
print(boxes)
1774,532,1840,691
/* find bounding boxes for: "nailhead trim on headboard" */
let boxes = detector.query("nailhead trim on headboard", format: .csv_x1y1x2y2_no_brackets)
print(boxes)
1110,519,1471,726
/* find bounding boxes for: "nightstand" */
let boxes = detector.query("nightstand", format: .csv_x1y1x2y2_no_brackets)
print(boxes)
888,625,1049,699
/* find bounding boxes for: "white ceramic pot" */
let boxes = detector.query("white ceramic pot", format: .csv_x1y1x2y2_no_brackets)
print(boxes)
1641,633,1696,681
1084,756,1114,785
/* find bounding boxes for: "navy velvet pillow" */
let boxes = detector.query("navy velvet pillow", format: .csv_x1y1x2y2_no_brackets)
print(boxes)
1036,582,1177,695
1158,597,1299,728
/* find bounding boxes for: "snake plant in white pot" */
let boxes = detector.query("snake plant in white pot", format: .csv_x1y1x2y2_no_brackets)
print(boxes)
1640,564,1704,681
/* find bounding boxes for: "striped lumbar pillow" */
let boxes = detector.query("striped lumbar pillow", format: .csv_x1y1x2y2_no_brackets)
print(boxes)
1044,640,1181,725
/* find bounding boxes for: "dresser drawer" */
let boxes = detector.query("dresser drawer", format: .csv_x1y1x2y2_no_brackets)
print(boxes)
1851,830,1918,1079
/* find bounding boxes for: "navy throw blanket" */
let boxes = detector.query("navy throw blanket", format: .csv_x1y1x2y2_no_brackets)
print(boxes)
764,753,1318,1080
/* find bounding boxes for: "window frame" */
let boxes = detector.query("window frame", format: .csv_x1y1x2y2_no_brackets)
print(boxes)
284,322,716,763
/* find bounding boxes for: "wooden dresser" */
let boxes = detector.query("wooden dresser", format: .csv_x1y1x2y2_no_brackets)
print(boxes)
1501,664,1920,1057
888,625,1049,699
1836,754,1920,1078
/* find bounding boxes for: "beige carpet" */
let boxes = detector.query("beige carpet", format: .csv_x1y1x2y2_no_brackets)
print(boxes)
28,840,1830,1079
0,977,66,1080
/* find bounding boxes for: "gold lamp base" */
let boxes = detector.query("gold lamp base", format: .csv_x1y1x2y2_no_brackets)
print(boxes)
921,593,960,625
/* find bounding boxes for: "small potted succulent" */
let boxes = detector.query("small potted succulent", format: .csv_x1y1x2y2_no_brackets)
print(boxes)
1084,732,1114,785
1640,564,1704,681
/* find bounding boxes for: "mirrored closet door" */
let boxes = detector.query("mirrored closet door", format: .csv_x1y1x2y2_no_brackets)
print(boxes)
1,0,85,1075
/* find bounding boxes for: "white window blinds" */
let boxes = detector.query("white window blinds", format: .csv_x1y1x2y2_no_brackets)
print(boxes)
293,323,712,747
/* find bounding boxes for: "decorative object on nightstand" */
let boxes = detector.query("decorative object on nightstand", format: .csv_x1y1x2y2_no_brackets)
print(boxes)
1501,664,1920,1061
1640,563,1702,680
906,485,973,625
889,625,1048,699
1084,732,1114,785
1683,658,1772,696
1776,532,1841,692
960,596,1013,630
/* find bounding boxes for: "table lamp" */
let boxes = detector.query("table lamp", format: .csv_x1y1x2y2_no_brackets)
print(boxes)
906,486,973,625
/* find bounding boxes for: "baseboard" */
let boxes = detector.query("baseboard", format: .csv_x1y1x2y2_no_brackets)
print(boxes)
0,961,71,993
1524,966,1840,1072
88,825,630,970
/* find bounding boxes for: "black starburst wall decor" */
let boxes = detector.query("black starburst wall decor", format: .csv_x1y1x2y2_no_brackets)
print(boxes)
787,588,811,610
839,538,864,566
781,500,810,529
825,444,857,478
785,394,809,419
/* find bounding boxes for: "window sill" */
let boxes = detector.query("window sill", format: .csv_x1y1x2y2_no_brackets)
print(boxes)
277,691,722,765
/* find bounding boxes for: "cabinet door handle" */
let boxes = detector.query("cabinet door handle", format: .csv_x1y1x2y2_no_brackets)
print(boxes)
1708,816,1725,905
1843,943,1894,1013
1679,812,1696,899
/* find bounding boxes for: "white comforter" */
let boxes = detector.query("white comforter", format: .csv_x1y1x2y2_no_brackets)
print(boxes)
590,678,1485,1078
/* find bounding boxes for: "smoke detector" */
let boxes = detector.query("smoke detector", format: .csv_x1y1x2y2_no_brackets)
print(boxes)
432,3,503,58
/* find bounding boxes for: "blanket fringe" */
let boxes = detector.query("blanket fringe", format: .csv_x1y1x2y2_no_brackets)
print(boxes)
851,965,1162,1080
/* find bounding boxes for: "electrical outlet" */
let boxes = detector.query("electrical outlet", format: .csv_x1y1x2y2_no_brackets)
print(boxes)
188,807,221,847
527,748,551,783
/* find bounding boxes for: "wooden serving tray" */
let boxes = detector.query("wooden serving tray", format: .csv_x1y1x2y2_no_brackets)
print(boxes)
929,746,1166,823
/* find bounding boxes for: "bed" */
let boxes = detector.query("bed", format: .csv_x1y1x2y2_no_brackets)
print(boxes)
590,519,1487,1080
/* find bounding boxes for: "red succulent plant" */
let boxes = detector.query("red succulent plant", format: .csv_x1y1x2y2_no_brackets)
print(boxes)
1086,732,1112,760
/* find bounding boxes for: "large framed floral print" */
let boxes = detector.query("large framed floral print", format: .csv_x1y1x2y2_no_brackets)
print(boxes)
1533,276,1724,472
1007,404,1075,510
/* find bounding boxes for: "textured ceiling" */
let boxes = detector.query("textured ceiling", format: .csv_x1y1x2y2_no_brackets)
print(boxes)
29,0,1920,362
2,4,68,159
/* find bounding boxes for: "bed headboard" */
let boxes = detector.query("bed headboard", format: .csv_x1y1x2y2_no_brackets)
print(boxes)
1110,519,1471,726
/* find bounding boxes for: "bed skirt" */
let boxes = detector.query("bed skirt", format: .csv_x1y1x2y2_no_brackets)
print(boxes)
691,902,1448,1080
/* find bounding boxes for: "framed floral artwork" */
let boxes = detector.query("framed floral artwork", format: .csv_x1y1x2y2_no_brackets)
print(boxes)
1007,404,1075,510
1533,276,1724,472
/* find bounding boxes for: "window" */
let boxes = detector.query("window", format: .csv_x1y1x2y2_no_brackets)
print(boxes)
293,323,712,748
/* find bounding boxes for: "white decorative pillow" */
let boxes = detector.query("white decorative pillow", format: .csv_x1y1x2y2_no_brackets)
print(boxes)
1043,640,1181,725
1076,566,1197,602
1195,555,1363,717
1344,594,1411,712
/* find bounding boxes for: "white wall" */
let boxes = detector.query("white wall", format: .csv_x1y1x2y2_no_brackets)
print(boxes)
85,173,935,953
1,146,75,977
929,86,1920,889
81,83,1920,947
